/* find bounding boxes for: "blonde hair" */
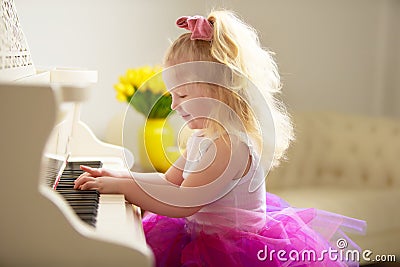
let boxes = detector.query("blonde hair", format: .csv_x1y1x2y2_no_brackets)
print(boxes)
164,10,294,167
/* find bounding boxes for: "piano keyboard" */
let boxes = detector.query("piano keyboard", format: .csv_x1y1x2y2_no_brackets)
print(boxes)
45,158,103,227
1,83,154,266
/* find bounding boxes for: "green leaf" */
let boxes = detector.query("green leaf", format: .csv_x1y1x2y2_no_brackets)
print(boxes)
128,87,173,119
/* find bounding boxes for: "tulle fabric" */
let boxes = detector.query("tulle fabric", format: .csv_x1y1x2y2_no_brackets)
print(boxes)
143,192,366,267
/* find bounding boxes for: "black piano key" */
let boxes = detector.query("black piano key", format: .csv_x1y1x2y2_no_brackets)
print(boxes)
58,195,99,201
57,184,77,191
72,207,98,214
57,182,76,187
60,174,78,178
79,214,97,221
45,159,103,227
66,161,102,170
80,217,97,226
56,189,99,195
68,199,99,207
59,179,78,182
61,195,99,201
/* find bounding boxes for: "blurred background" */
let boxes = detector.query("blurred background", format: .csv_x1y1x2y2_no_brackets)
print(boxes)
12,0,400,263
15,0,400,140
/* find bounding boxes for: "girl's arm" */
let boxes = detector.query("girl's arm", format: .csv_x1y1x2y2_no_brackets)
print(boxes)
119,139,250,217
79,151,186,186
79,165,130,178
74,136,250,217
164,150,186,186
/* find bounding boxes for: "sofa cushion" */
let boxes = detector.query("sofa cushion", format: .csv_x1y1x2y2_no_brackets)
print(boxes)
269,187,400,236
267,112,400,190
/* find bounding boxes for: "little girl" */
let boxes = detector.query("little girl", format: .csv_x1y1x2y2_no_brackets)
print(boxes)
75,10,366,266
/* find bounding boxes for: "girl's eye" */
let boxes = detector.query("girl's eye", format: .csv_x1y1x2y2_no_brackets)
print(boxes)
178,95,187,99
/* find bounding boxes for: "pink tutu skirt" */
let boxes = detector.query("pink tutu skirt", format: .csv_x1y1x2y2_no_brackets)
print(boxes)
143,192,366,267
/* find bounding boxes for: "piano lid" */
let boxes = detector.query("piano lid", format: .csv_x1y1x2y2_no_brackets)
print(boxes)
0,0,36,82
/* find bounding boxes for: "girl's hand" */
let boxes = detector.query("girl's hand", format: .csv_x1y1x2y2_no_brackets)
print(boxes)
74,175,122,194
78,165,131,179
79,165,118,178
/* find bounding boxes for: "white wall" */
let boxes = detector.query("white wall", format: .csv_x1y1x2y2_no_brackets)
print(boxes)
15,0,400,143
384,0,400,117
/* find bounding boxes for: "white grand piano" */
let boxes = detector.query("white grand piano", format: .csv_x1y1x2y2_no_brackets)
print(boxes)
0,1,154,266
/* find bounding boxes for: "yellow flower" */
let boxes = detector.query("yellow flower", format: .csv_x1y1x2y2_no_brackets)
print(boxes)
116,92,127,102
114,82,134,97
119,75,130,86
126,69,136,86
114,83,126,93
135,66,155,92
126,68,143,88
147,75,166,94
114,65,173,118
124,83,134,96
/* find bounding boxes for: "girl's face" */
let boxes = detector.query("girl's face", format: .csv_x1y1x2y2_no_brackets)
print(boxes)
170,83,215,129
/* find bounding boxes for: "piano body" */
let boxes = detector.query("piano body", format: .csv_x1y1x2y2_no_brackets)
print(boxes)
0,1,154,266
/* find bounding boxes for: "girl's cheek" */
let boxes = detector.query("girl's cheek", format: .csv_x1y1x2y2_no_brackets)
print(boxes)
194,98,216,116
184,100,206,117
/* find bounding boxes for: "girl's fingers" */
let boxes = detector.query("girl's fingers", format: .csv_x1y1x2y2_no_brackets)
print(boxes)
77,171,93,180
74,176,95,189
79,165,93,172
78,171,89,178
80,165,102,176
79,181,99,191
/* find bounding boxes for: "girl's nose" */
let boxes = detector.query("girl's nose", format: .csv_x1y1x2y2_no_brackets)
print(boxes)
171,97,179,110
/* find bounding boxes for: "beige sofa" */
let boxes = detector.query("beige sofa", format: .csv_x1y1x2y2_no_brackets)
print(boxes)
266,111,400,264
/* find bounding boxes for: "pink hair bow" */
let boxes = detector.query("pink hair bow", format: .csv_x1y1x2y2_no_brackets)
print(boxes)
176,15,213,41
